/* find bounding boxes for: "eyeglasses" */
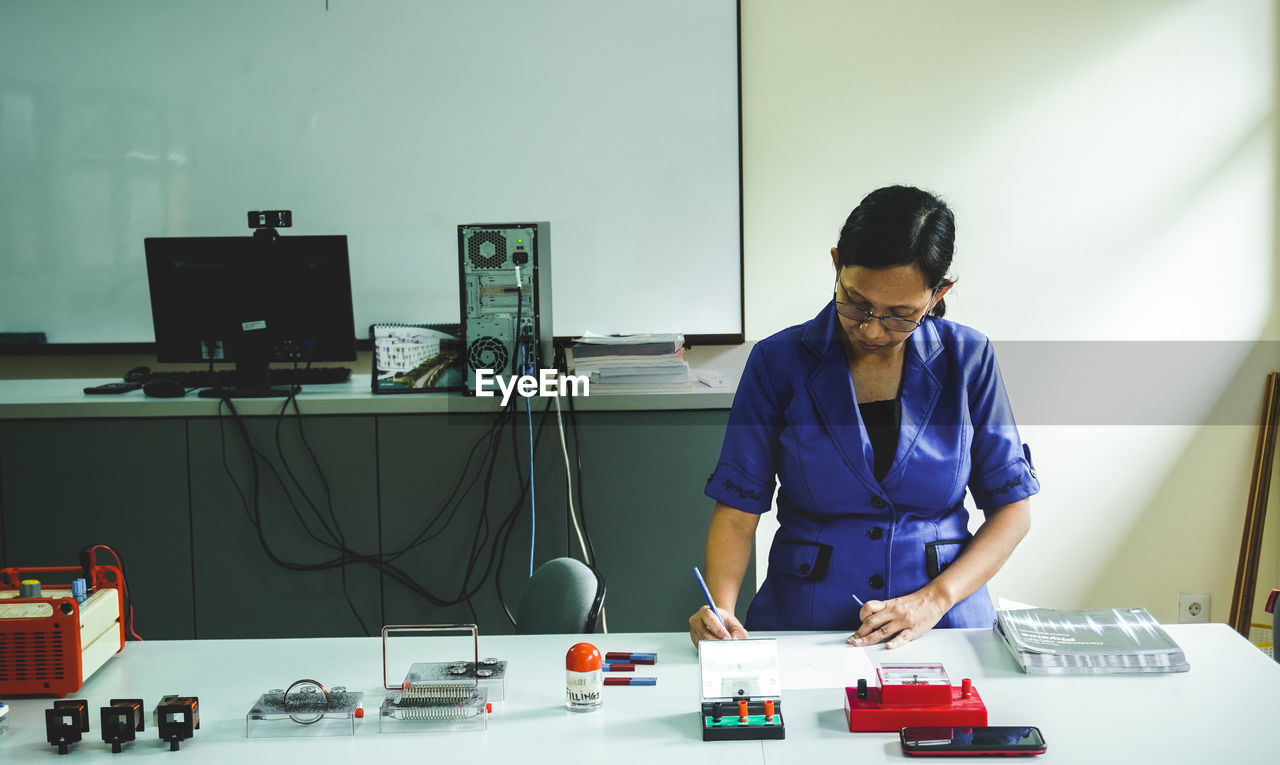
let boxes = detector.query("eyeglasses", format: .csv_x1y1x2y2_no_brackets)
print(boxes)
833,281,933,334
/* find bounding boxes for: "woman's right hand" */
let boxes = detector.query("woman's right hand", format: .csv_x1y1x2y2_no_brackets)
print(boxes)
689,605,749,645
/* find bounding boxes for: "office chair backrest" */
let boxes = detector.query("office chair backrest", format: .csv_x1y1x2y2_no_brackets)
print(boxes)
516,558,605,635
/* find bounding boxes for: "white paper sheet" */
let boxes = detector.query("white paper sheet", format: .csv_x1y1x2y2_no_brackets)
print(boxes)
774,632,877,690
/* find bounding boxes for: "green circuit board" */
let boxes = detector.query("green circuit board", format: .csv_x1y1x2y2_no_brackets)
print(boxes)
703,714,781,727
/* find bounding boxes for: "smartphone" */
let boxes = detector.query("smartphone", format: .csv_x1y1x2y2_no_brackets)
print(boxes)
900,726,1046,756
83,381,143,395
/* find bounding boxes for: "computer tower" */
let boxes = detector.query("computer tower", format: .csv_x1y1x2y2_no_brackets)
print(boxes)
458,222,552,395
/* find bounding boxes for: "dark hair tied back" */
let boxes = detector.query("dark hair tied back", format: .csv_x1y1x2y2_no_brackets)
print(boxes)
835,185,956,318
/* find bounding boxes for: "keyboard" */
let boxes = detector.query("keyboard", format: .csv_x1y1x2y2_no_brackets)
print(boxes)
145,367,352,388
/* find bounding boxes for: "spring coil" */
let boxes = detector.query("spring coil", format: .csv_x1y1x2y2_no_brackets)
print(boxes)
391,704,480,721
400,683,472,704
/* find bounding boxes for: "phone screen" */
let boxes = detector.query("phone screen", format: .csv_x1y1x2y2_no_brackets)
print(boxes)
900,726,1046,756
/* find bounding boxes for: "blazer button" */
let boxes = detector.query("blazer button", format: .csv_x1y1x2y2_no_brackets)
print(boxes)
869,496,887,510
868,574,885,590
798,563,811,575
867,527,884,541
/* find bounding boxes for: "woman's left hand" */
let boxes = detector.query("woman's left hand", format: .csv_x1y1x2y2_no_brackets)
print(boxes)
844,588,949,649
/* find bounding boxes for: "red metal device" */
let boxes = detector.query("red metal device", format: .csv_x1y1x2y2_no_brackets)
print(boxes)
0,564,126,697
845,663,987,732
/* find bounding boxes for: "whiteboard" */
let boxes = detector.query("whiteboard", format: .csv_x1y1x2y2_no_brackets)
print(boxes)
0,0,741,343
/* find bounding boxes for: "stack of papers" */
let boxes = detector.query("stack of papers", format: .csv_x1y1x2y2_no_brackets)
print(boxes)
567,333,691,394
994,607,1190,675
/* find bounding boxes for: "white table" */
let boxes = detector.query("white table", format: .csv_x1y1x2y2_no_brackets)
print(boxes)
1,625,1276,763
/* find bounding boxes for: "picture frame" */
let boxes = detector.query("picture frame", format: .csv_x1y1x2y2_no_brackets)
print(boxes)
1229,371,1279,637
370,323,465,394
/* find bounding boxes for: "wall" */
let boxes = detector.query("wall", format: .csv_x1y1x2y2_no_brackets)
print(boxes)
0,0,741,341
740,0,1278,623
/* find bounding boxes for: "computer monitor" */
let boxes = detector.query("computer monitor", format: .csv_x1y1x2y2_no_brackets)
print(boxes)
144,235,356,398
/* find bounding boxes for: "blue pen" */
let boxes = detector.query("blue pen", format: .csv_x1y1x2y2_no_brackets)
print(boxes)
693,566,730,636
849,593,868,643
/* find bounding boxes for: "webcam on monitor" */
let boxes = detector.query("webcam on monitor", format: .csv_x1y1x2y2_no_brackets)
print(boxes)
248,210,291,229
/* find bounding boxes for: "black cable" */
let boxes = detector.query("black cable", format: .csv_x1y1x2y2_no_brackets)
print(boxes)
550,342,572,559
219,392,534,610
566,391,599,568
460,270,530,619
223,398,344,555
452,392,545,624
217,399,259,530
383,398,515,560
440,400,518,599
381,398,529,605
369,399,523,605
219,397,374,569
276,372,344,546
206,300,567,625
219,399,341,569
494,392,529,626
436,399,545,608
491,282,533,624
401,395,545,611
217,399,460,606
92,545,140,641
220,398,390,583
454,397,512,604
273,397,341,543
494,397,554,626
278,390,370,636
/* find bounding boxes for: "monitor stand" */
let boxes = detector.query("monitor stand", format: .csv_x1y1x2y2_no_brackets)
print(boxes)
196,332,297,399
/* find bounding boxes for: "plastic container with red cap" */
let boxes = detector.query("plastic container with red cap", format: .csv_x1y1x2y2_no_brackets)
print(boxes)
566,643,603,712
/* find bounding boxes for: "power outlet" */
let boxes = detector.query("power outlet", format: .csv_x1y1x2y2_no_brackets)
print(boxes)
1179,593,1210,623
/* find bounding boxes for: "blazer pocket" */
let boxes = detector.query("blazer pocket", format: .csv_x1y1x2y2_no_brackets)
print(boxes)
925,539,967,580
770,540,833,580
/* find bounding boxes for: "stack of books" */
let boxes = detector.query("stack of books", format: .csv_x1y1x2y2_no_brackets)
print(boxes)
566,333,690,394
994,607,1190,675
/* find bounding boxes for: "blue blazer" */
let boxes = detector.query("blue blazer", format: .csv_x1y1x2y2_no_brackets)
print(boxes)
705,303,1039,631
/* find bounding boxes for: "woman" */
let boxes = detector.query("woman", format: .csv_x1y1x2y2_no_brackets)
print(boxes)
690,185,1038,649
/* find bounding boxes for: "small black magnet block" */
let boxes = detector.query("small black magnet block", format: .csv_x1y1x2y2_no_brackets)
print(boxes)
101,699,145,753
46,699,89,755
154,695,200,751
